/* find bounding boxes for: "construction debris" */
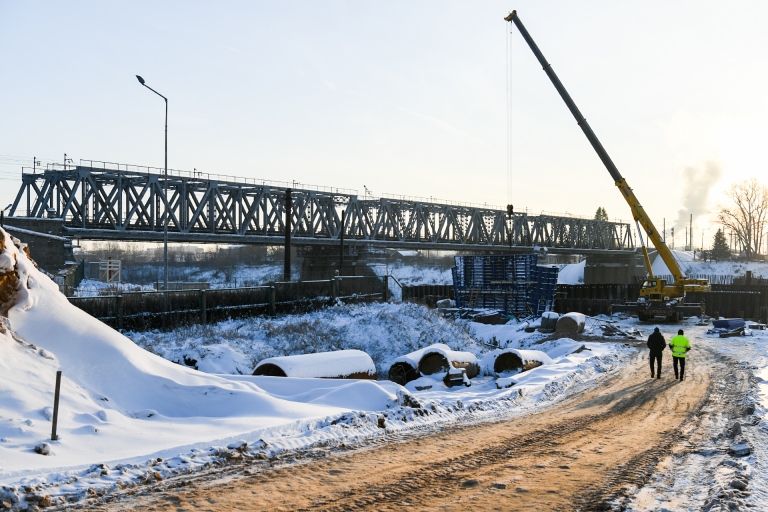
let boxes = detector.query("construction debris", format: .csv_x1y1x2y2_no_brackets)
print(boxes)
443,368,471,388
719,326,749,338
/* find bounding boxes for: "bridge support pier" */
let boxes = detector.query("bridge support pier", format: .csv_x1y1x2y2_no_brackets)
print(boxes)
584,251,645,284
298,245,370,281
0,217,73,270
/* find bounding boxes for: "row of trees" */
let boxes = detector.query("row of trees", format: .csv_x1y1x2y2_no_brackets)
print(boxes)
717,177,768,261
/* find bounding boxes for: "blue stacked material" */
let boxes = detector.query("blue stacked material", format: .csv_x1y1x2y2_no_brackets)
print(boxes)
532,265,559,316
712,318,745,330
451,254,559,318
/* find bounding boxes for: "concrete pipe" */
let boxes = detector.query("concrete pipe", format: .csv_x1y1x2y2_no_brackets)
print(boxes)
482,348,553,376
417,346,479,379
555,312,586,336
252,349,377,379
388,343,451,385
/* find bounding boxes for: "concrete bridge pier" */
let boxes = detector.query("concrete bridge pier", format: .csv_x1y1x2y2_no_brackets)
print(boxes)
584,251,645,284
297,245,376,281
1,217,74,273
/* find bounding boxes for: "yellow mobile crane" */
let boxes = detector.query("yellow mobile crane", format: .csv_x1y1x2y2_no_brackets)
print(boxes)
505,11,711,321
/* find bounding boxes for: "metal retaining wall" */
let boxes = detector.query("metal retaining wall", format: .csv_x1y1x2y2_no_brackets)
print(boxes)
555,284,768,322
68,276,388,331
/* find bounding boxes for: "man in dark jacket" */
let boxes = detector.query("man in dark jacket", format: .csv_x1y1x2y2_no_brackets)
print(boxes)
647,327,666,379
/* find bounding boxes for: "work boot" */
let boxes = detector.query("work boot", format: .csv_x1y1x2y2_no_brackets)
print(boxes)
651,373,655,378
657,375,661,379
674,375,678,380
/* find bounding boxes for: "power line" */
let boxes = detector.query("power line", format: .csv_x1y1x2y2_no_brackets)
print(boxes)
0,155,65,167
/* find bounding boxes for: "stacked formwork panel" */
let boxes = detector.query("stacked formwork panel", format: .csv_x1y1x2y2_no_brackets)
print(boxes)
452,254,559,318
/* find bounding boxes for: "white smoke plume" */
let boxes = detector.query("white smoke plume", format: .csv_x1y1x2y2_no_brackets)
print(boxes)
674,161,722,246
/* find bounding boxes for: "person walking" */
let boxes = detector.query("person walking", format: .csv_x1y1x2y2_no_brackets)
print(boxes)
669,329,691,380
646,326,665,379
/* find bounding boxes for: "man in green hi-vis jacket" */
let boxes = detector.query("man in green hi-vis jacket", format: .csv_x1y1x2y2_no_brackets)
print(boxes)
669,329,691,380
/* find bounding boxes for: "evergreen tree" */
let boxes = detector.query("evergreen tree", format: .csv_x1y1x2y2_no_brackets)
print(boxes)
594,207,608,221
711,229,730,261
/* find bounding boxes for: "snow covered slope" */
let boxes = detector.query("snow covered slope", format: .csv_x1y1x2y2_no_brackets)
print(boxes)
0,228,402,476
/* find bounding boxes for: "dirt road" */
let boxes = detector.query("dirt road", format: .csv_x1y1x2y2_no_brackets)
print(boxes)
94,339,746,511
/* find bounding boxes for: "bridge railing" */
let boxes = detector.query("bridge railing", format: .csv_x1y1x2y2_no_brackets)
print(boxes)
78,159,358,195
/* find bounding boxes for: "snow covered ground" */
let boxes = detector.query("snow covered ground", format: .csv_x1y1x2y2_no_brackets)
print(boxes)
625,326,768,511
2,228,768,510
0,230,628,509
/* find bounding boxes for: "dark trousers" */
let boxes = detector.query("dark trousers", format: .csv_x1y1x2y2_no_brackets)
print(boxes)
673,356,686,379
649,354,662,376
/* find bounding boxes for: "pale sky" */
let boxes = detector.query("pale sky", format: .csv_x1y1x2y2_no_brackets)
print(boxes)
2,1,767,249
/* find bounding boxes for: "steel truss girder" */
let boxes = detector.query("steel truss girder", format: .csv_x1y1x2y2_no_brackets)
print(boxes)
10,167,633,250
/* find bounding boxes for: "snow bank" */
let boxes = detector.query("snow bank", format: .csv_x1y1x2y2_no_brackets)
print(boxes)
0,228,402,477
557,260,585,284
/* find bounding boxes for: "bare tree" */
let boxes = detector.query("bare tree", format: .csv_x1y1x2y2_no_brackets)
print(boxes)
717,177,768,260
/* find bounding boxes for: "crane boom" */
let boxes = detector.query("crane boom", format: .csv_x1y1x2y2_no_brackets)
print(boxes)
505,10,710,320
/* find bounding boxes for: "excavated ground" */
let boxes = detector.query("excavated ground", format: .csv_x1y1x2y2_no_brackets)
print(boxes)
69,337,748,512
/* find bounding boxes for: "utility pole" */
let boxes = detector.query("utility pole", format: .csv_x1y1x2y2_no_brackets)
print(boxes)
689,214,693,252
284,188,292,281
339,210,345,276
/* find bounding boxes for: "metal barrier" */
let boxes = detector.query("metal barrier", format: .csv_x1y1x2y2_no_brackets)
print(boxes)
555,283,768,321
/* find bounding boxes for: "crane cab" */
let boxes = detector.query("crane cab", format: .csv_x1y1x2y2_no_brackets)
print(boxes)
639,278,672,302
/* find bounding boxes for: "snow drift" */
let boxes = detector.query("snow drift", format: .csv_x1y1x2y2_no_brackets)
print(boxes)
0,227,402,476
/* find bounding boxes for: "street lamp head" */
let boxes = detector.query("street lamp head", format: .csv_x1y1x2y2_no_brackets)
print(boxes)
136,75,145,85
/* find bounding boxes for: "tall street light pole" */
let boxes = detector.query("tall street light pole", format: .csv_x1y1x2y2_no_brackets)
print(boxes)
136,75,169,319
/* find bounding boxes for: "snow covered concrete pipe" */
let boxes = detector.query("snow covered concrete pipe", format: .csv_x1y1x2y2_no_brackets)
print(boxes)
417,345,479,379
539,311,560,333
388,343,452,385
252,349,377,379
555,312,586,335
480,348,553,376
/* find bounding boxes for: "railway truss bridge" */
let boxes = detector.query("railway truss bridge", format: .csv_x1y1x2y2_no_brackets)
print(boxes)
8,161,634,254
